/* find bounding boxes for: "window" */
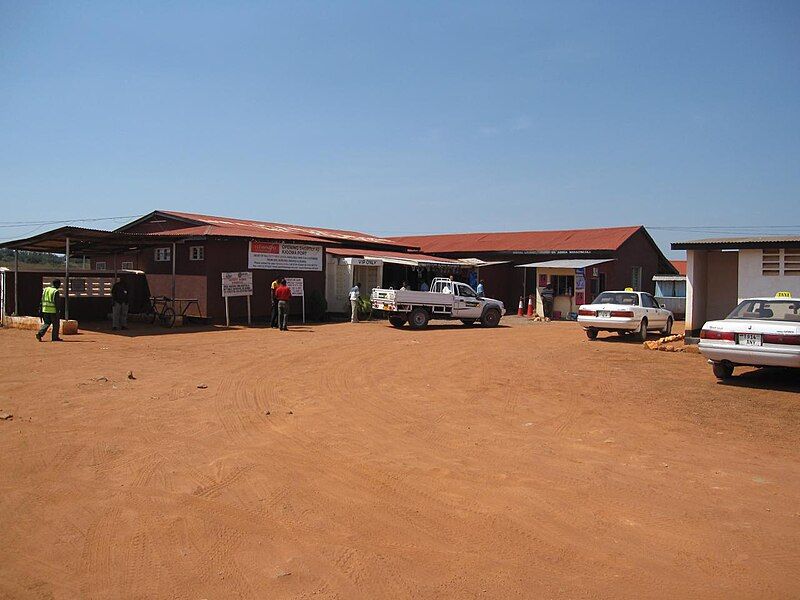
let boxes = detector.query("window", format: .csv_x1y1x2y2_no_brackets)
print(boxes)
631,266,643,290
762,249,800,276
593,292,639,306
95,261,106,271
552,275,574,296
155,247,171,262
785,250,800,276
189,246,205,261
642,294,659,308
121,261,134,270
457,284,477,298
727,299,800,322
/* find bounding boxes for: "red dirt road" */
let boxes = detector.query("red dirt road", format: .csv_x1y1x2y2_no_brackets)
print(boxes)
0,319,798,599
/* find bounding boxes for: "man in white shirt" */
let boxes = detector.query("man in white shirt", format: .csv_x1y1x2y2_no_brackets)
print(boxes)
349,282,361,323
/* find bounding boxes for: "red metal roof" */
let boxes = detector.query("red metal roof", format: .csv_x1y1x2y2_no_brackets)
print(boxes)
129,210,411,248
670,260,687,276
392,226,643,253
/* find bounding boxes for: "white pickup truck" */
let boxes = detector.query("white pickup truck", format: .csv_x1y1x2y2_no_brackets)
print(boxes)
371,277,506,329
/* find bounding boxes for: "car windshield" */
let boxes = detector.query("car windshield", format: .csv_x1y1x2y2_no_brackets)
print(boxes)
727,299,800,322
592,292,639,306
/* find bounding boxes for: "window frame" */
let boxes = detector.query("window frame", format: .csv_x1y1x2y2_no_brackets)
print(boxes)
155,247,172,262
95,261,107,271
120,261,134,270
189,246,205,261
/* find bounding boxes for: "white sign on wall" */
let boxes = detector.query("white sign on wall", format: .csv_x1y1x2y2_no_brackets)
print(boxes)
285,277,304,296
221,271,253,297
248,241,322,271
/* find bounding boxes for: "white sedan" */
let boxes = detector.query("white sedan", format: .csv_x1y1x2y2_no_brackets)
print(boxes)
577,290,674,341
699,296,800,379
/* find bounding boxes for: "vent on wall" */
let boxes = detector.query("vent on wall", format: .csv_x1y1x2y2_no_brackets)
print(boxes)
762,249,800,276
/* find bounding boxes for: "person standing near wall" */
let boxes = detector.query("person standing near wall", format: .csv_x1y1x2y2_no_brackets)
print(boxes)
270,277,280,328
349,282,361,323
111,277,129,331
36,279,63,342
275,278,292,331
541,282,555,318
476,280,485,296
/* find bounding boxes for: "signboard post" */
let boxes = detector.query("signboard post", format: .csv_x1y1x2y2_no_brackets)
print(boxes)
285,277,305,323
221,271,254,327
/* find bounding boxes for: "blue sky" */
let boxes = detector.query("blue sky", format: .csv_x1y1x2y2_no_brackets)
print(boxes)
1,1,799,256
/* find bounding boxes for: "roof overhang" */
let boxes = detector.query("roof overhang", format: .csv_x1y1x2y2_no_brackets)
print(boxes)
672,237,800,250
652,275,686,281
0,226,191,254
515,258,615,269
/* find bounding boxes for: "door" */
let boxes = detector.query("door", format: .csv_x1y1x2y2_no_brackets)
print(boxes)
452,284,483,319
642,293,665,328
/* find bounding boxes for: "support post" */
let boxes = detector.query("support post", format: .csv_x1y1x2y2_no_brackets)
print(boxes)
246,295,251,325
13,249,18,316
225,297,230,327
65,237,70,321
171,243,177,300
302,294,306,324
113,253,118,278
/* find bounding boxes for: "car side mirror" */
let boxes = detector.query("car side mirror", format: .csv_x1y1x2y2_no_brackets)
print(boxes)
660,303,666,309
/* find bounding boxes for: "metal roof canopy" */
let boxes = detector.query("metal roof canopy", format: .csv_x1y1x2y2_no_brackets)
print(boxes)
672,236,800,250
514,258,615,269
0,226,185,254
0,226,190,322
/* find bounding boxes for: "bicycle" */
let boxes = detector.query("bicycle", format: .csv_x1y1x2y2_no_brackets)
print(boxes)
144,296,176,327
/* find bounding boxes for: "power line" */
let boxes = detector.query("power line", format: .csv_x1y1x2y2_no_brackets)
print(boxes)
0,214,144,229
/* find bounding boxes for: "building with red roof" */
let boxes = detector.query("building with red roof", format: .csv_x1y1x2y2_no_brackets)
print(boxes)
391,226,677,318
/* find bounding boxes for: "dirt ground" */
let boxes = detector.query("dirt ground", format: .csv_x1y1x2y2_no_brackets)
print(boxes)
0,317,798,599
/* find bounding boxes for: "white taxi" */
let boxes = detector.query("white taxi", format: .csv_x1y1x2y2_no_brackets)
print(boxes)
699,293,800,380
577,289,674,341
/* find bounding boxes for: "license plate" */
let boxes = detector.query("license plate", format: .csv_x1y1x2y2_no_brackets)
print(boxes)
737,333,762,346
598,311,610,318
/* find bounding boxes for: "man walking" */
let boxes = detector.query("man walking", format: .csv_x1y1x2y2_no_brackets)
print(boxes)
270,277,281,328
541,282,555,318
36,279,63,342
349,282,361,323
275,278,292,331
111,277,129,330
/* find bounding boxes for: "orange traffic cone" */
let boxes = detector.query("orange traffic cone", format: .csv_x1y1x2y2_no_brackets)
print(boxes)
517,297,524,317
526,295,534,317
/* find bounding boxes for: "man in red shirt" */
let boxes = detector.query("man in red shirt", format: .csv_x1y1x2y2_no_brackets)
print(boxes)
274,278,292,331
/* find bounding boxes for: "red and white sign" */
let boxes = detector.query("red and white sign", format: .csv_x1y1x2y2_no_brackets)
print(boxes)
248,241,322,271
221,271,253,297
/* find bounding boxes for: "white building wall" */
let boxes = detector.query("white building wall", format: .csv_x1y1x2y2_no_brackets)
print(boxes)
738,249,800,301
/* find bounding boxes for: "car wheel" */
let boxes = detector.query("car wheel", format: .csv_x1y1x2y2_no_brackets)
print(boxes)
661,317,673,336
635,319,647,342
586,328,598,340
460,319,476,326
617,331,630,337
712,362,734,380
408,308,429,329
389,315,406,328
481,308,501,328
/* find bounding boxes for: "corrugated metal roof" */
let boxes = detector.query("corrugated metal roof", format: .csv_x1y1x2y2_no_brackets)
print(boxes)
156,210,409,248
392,226,642,253
672,235,800,250
670,260,687,276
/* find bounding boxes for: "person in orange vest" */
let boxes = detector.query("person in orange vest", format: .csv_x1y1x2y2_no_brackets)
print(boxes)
36,279,63,342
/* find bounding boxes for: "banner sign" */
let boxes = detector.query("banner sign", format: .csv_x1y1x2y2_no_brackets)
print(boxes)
248,241,322,271
575,275,586,291
285,277,304,296
343,258,381,267
222,271,253,297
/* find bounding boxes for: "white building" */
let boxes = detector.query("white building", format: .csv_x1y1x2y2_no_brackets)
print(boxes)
671,237,800,336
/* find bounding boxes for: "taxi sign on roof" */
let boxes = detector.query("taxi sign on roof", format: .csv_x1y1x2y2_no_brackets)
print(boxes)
624,287,634,292
776,291,792,298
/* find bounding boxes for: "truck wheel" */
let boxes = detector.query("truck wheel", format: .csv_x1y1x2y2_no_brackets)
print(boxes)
389,315,406,328
408,308,429,329
460,319,476,326
481,308,501,328
712,362,734,380
661,317,673,335
635,319,647,342
586,328,598,340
